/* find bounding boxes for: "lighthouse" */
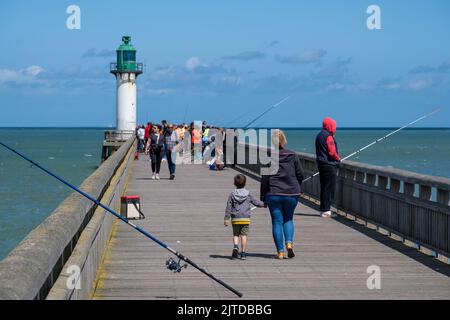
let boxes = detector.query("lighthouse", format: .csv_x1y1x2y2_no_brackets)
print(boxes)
110,36,143,138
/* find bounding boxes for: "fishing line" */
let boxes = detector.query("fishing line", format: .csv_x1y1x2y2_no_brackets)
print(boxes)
302,108,441,183
242,95,291,129
222,109,254,128
0,141,243,298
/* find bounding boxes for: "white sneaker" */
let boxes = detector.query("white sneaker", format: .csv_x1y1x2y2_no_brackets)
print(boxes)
162,158,167,162
151,173,156,180
156,174,160,180
321,211,332,218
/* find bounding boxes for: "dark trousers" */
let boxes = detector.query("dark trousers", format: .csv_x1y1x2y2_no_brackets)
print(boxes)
318,164,337,211
166,150,176,175
138,139,145,152
150,149,162,173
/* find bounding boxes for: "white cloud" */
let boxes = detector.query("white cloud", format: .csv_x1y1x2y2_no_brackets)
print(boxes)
24,65,44,76
215,75,241,86
82,48,115,58
0,64,114,95
377,77,402,90
185,57,201,70
275,49,327,65
0,65,44,84
147,88,175,96
143,57,242,96
385,83,401,90
0,69,20,82
222,51,267,61
408,79,435,91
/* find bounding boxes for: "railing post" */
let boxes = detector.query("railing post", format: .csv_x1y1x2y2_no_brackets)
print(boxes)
437,189,450,206
378,175,388,190
391,178,401,193
355,171,365,183
345,169,355,180
419,185,432,201
304,159,314,172
404,182,415,197
366,173,376,186
338,166,346,178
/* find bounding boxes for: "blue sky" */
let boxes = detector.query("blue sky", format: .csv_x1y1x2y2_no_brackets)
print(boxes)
0,1,449,127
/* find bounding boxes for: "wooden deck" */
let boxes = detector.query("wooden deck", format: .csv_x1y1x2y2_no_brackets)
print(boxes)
93,156,450,300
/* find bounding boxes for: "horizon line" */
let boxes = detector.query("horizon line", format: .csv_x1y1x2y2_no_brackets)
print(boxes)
1,126,449,130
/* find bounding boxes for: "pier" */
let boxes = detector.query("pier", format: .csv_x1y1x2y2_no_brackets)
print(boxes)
0,138,449,300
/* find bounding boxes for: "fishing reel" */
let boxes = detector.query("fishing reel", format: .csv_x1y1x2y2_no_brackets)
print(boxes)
166,257,188,273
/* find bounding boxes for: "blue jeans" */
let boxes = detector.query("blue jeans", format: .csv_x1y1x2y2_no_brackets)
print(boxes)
166,150,176,175
266,195,298,253
138,139,145,152
162,143,167,160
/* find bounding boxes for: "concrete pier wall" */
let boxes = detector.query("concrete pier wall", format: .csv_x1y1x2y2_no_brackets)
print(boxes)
0,137,135,300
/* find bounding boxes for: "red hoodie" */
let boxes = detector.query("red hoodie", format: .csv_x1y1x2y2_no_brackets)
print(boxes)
322,117,340,161
144,124,151,140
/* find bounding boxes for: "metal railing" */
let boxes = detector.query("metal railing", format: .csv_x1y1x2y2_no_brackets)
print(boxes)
104,130,135,142
110,62,143,74
232,142,450,257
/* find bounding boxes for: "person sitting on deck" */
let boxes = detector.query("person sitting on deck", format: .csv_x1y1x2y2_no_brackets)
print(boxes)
224,174,265,260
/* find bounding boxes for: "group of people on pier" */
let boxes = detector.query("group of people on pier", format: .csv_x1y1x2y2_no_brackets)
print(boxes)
224,118,340,260
135,121,224,180
136,117,340,260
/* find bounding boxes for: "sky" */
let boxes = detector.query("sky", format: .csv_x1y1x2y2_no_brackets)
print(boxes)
0,0,449,127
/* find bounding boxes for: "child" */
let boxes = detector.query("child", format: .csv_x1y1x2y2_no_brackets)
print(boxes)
224,174,265,260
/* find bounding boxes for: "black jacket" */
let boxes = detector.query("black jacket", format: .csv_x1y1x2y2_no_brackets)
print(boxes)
148,133,164,152
315,129,340,167
260,148,304,201
315,117,340,167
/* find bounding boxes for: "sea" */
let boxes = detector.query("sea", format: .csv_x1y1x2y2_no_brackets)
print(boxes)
0,127,449,260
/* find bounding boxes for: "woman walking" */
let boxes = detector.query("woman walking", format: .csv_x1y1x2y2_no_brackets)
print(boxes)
260,130,304,259
145,125,164,180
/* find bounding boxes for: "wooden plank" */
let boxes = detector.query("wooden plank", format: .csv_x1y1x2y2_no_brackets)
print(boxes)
93,157,450,300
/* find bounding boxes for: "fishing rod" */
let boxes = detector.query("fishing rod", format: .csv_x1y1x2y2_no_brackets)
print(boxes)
242,95,291,129
183,105,189,123
302,108,441,183
208,95,291,128
0,141,243,298
221,110,254,128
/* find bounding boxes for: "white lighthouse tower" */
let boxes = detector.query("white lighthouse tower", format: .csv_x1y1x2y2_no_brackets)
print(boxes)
110,36,143,138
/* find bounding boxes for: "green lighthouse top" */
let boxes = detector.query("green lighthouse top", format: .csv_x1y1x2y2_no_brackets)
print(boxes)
110,36,143,75
117,36,135,52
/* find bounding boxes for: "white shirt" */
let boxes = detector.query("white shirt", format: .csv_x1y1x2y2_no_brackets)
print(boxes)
137,128,145,140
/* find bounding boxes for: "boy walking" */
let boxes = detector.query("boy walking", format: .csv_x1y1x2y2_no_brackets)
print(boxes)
224,174,264,260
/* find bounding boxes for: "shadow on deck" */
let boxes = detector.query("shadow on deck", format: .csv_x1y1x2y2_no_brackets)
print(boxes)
93,157,450,300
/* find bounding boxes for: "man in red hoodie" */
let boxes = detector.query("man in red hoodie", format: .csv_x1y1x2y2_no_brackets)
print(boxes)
315,117,341,217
